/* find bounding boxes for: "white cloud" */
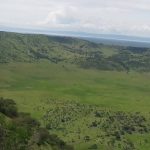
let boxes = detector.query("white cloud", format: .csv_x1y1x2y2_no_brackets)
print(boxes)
37,6,79,26
0,0,150,36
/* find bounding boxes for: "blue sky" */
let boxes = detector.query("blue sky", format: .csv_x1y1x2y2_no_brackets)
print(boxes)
0,0,150,37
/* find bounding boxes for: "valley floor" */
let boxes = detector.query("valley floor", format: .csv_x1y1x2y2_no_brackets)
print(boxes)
0,62,150,150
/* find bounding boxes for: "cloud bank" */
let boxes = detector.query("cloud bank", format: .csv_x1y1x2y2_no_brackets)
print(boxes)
0,0,150,36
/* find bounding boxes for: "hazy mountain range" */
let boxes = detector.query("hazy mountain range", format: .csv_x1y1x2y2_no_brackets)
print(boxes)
1,25,150,48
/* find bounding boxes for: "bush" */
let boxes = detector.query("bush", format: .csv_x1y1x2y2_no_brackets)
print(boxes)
0,125,6,141
31,128,50,145
0,97,18,117
13,113,40,129
89,144,98,149
30,129,74,150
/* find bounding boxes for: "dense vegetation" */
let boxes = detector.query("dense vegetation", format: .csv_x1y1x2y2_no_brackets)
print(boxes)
0,31,150,71
0,97,73,150
43,99,150,150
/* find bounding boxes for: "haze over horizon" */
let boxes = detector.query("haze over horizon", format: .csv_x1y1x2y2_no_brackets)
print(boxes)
1,0,150,37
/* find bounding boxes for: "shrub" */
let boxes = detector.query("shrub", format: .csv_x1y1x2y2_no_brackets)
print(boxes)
89,144,98,149
14,113,40,128
31,128,50,145
0,97,18,117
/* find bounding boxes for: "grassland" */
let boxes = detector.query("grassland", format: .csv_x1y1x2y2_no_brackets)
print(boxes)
1,61,150,113
0,61,150,149
1,31,150,149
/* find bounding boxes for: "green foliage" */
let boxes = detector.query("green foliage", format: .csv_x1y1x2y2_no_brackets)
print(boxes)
0,97,18,117
42,99,150,150
0,97,74,150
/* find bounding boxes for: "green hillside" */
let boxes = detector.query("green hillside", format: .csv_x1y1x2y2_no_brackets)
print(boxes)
0,31,150,71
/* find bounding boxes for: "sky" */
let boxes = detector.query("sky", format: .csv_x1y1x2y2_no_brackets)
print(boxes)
0,0,150,37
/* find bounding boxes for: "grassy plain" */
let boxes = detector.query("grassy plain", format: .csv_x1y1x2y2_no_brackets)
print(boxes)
0,61,150,149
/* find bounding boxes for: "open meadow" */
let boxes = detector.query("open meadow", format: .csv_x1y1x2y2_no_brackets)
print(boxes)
1,61,150,149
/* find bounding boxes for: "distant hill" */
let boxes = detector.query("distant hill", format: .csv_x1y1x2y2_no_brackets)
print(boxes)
0,31,150,71
81,36,150,48
1,26,150,47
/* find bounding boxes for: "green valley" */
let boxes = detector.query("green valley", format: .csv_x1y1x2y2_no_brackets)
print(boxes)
0,32,150,150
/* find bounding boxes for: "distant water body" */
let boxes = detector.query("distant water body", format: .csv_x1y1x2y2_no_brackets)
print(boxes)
80,37,150,48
